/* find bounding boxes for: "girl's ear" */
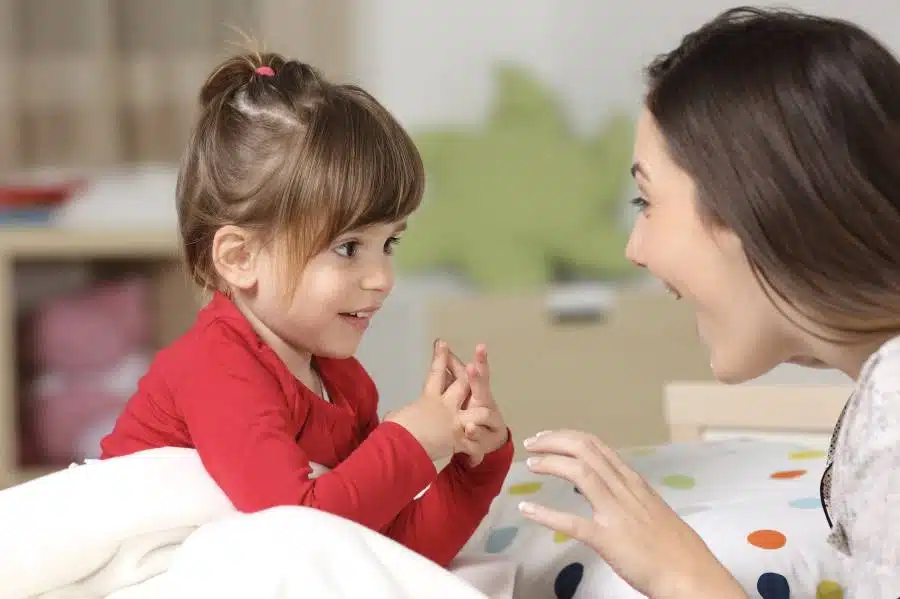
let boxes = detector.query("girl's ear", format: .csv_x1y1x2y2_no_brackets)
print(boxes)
211,225,259,292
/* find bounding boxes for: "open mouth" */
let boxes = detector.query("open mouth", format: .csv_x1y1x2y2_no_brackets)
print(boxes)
339,311,372,319
664,282,682,300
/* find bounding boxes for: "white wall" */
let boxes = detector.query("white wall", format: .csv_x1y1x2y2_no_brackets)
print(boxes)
353,0,900,134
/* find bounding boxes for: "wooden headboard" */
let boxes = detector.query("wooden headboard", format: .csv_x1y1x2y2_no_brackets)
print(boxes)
664,382,852,446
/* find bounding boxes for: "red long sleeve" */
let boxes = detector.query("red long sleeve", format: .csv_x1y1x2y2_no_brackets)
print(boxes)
382,435,514,566
353,414,514,566
173,329,437,530
101,291,511,566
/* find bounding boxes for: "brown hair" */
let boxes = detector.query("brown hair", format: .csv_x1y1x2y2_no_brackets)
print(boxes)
644,6,900,340
176,49,424,296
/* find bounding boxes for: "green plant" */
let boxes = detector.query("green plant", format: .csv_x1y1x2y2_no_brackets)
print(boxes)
397,63,637,289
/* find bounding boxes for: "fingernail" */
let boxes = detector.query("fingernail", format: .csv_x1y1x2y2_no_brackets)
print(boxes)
518,501,536,514
526,457,540,468
523,430,550,447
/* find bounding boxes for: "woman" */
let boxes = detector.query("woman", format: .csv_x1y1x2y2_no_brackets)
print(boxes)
520,6,900,599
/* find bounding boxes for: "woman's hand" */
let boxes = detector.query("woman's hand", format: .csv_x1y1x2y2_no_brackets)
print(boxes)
519,430,747,599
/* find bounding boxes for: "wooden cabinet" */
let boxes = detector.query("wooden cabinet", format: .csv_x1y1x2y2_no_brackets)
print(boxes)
427,289,718,455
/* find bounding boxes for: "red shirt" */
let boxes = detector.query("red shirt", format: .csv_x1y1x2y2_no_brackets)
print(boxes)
101,292,513,566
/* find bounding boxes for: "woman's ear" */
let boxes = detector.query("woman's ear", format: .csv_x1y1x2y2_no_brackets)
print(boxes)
211,225,259,292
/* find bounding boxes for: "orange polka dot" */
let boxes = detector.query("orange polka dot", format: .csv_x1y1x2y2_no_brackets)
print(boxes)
747,529,787,550
770,469,807,479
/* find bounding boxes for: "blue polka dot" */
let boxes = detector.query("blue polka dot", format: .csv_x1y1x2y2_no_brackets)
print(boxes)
554,562,584,599
789,497,822,510
485,526,518,553
757,572,790,599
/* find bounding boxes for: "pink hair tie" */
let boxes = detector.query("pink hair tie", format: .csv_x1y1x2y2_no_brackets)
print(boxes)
255,66,275,77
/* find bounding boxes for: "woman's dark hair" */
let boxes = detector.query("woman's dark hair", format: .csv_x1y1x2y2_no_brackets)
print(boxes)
645,6,900,339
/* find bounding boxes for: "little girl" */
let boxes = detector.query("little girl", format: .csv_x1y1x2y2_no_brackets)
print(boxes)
100,50,513,567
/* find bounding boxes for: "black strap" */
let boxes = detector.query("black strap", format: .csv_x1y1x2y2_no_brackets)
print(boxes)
819,394,852,529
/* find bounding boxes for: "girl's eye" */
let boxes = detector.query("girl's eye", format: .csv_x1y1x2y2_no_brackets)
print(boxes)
335,241,359,257
630,196,649,213
384,236,400,255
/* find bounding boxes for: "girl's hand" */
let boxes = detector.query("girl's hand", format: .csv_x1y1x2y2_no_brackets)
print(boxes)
519,430,747,599
455,345,509,466
384,341,470,462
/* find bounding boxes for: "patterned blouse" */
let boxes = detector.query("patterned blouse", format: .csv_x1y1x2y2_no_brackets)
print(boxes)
819,335,900,598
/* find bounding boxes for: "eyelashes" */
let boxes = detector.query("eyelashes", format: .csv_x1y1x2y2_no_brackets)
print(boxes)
334,236,401,258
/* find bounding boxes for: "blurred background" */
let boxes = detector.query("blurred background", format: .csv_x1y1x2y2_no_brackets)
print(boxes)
0,0,882,484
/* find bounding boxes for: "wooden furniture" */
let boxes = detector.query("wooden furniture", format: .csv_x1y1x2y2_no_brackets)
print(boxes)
0,228,199,488
664,382,851,446
427,288,718,456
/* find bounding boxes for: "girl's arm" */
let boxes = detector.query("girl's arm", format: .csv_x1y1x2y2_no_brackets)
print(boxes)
177,329,438,533
379,437,514,567
355,402,513,567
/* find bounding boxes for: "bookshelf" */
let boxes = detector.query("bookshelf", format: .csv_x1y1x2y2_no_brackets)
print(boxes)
0,228,199,487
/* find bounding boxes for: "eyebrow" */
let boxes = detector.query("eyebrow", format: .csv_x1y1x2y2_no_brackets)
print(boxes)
630,162,649,181
393,221,408,234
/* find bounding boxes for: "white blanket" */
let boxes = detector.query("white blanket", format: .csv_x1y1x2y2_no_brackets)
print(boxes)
0,448,514,599
0,440,850,599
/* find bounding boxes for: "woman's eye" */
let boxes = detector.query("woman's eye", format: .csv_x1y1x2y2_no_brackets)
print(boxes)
629,196,649,213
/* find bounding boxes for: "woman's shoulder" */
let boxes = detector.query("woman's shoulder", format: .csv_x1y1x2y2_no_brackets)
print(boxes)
841,334,900,462
845,335,900,447
827,334,900,593
860,334,900,394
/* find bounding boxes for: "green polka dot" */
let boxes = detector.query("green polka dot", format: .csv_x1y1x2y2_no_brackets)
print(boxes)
508,482,542,495
662,474,696,489
789,449,825,460
816,580,843,599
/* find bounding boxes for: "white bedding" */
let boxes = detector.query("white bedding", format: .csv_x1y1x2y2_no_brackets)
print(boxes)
466,438,851,598
0,439,851,599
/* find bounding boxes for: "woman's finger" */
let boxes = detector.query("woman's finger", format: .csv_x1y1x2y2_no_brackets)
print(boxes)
525,430,629,496
518,501,599,550
525,453,614,505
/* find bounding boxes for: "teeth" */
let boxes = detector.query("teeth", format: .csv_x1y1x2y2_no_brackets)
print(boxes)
665,285,682,300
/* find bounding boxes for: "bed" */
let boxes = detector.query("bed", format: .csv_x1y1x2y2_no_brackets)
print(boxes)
0,382,853,599
459,382,853,598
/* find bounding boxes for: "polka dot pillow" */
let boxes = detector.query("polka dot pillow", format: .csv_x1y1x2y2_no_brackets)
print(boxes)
460,439,849,599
